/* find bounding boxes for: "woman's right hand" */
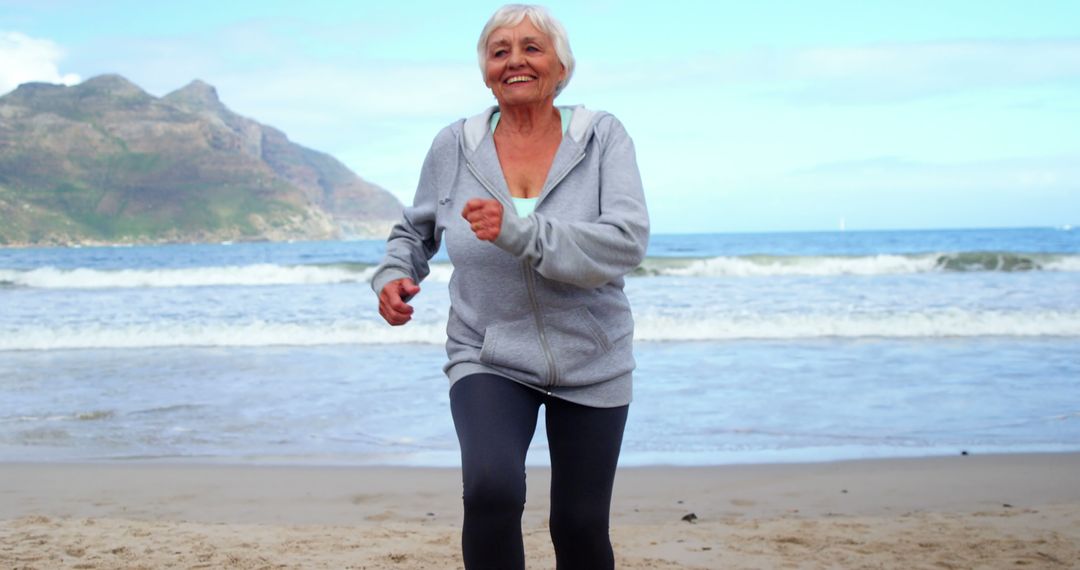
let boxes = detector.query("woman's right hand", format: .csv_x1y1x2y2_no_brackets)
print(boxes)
379,278,421,326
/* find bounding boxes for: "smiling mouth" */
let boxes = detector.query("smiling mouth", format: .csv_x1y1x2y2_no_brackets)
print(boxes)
504,76,534,85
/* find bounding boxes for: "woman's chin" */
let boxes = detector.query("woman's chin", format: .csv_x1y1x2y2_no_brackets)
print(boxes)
494,91,554,108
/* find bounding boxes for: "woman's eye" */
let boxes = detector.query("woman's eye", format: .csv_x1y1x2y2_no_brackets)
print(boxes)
492,49,507,58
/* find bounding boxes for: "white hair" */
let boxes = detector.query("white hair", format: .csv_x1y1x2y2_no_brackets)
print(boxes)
477,4,575,97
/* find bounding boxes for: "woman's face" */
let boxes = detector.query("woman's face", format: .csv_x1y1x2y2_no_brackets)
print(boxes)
484,18,566,108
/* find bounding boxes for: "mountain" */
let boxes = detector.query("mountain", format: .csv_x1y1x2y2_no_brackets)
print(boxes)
0,74,402,246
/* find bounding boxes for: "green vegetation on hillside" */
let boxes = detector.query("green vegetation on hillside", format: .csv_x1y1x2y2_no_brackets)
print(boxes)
0,74,402,246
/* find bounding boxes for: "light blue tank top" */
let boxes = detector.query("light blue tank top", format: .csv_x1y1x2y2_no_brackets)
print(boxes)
490,107,572,217
511,196,537,216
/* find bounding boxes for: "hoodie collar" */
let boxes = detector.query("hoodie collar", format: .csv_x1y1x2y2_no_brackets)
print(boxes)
462,104,597,153
461,104,600,208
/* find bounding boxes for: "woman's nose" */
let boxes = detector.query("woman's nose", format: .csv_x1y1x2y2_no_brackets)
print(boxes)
507,47,525,67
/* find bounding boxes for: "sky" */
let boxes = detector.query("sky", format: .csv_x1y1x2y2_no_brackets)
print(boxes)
1,0,1078,233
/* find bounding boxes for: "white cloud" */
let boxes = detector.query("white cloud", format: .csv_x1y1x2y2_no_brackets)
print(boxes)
0,31,80,95
652,154,1080,233
574,39,1080,104
786,155,1080,193
786,39,1080,102
216,61,488,126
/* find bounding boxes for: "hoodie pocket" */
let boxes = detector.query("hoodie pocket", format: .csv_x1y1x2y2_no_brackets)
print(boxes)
480,307,613,384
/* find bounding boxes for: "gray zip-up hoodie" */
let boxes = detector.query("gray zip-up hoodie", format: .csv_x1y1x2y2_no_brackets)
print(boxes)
371,105,649,407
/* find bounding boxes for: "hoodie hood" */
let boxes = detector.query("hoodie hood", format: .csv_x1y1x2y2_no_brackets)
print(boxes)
462,104,598,153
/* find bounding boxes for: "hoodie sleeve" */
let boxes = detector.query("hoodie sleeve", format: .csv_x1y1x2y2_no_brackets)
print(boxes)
370,127,454,295
493,115,650,289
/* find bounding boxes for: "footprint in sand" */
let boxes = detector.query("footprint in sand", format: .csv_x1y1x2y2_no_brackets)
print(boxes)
365,510,397,522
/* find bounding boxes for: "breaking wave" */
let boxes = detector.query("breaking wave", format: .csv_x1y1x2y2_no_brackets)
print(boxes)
2,309,1077,350
1,251,1076,290
635,252,1080,277
0,264,455,289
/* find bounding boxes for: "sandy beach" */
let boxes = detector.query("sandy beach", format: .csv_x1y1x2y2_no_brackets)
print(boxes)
2,453,1079,569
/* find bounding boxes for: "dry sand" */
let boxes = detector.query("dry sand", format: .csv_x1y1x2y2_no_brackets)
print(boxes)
2,453,1079,569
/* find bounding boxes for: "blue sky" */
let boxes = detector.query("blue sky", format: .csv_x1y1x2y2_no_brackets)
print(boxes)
2,0,1078,233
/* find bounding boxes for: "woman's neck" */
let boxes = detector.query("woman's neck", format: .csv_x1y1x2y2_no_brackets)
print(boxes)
496,100,560,137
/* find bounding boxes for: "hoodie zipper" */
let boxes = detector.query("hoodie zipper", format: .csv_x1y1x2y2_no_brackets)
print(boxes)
466,148,586,389
531,151,586,389
465,161,513,211
522,260,558,387
465,160,557,387
535,150,586,210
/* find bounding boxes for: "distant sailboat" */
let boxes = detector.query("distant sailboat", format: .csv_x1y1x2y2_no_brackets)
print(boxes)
839,217,846,232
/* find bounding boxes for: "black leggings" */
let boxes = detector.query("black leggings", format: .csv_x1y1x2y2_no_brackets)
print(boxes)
449,373,629,570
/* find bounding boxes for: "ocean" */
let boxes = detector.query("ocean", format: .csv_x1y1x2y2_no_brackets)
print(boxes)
1,227,1078,466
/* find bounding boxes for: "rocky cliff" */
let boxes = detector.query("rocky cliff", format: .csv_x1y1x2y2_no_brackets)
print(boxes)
0,74,402,245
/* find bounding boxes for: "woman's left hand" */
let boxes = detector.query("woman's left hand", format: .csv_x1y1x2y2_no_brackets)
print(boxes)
462,198,503,242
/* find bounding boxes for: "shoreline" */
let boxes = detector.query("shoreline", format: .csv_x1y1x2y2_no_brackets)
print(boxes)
4,452,1080,522
3,453,1079,568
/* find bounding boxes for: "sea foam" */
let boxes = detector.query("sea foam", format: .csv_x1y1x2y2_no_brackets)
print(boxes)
2,310,1077,351
0,263,457,289
3,252,1077,290
637,252,1080,278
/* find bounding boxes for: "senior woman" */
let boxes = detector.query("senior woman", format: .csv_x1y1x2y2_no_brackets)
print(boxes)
372,4,648,568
